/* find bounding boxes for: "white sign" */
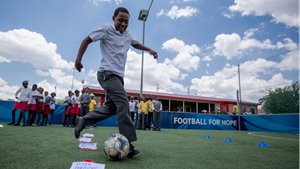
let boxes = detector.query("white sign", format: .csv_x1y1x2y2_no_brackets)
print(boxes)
79,137,92,143
79,143,97,150
70,162,105,169
83,133,94,137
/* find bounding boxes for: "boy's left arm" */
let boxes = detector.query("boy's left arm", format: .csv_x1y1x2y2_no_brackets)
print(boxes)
132,43,158,59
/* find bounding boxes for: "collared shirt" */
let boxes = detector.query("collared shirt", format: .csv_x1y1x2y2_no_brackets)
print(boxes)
89,99,97,112
37,93,45,102
64,96,71,106
88,24,139,77
152,101,162,111
129,101,135,112
15,87,32,104
138,101,148,115
50,97,56,110
72,95,80,105
147,100,155,112
30,90,39,104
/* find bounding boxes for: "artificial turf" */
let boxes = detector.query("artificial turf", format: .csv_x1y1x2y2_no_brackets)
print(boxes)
0,123,299,169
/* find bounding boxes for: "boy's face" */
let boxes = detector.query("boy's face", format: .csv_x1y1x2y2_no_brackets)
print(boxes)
113,11,129,34
85,88,89,94
45,91,48,96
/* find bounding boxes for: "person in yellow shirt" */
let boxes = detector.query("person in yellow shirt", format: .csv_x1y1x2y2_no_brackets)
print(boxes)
138,96,147,130
146,95,155,130
89,94,97,127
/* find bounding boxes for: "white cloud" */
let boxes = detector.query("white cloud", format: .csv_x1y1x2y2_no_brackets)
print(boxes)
206,63,210,67
36,69,50,76
0,29,74,70
213,32,277,59
157,9,165,17
86,0,121,6
190,57,294,103
202,55,212,62
167,6,198,19
124,49,186,93
0,56,10,63
87,70,97,78
228,0,299,27
162,38,200,71
244,28,258,39
180,73,188,80
0,77,8,86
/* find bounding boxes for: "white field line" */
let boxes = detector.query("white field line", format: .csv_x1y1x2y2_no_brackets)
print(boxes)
248,132,299,141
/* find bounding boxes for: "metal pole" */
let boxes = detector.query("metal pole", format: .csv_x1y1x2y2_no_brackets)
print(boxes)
238,65,242,115
71,67,75,91
139,0,154,98
140,19,145,98
237,90,240,130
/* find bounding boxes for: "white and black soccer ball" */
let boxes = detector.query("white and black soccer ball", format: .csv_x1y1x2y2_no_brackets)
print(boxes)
103,133,130,160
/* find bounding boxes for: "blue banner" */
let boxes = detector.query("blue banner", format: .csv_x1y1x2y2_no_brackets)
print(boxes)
0,101,298,134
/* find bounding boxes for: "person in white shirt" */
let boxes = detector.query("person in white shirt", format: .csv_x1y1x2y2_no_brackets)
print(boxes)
63,91,72,126
8,80,32,126
74,7,158,158
71,90,80,127
152,96,162,131
36,87,45,126
129,96,135,122
49,92,57,125
26,84,39,126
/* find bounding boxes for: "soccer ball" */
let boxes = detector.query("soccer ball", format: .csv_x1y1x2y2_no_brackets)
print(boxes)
103,133,130,160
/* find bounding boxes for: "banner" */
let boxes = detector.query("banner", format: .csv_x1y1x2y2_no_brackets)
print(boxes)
0,101,298,134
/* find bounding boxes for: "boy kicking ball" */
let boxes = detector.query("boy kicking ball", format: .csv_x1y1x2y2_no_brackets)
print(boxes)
74,7,157,158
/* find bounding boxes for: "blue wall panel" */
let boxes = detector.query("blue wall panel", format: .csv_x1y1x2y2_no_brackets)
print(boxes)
0,101,298,134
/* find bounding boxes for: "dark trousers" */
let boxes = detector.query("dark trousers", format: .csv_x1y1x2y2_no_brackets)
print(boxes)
130,111,135,122
141,113,146,129
49,109,55,124
147,112,153,129
62,106,67,125
134,111,139,128
81,106,89,117
82,71,137,143
153,112,161,130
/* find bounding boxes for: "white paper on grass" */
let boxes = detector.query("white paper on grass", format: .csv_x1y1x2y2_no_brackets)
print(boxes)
79,137,92,143
70,162,105,169
79,143,97,150
83,133,94,137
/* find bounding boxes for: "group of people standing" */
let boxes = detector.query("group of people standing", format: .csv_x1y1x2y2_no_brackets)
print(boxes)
61,87,97,128
129,95,162,131
7,80,57,126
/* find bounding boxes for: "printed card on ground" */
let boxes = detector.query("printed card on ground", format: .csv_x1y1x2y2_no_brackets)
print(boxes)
79,143,98,150
70,162,105,169
79,137,92,143
83,133,94,137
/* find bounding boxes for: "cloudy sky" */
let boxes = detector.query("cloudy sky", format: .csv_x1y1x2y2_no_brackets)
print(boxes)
0,0,298,103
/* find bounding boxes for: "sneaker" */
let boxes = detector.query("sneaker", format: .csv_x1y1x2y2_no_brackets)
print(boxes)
7,122,15,125
127,144,140,158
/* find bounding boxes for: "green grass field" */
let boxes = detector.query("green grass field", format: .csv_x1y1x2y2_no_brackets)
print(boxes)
0,123,299,169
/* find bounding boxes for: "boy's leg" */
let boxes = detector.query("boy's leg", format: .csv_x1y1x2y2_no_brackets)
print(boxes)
76,71,137,143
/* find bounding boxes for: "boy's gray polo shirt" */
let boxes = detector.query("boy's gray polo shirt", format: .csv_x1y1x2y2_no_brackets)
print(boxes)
89,24,139,77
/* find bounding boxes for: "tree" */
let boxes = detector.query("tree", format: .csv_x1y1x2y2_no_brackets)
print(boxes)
56,99,65,105
259,81,299,114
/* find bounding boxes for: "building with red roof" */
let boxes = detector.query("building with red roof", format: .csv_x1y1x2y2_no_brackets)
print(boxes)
85,85,259,114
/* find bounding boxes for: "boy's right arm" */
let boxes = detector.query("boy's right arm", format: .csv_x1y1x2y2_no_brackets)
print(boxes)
75,36,93,72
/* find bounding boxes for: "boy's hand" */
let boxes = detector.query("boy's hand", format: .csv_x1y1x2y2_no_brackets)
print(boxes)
75,61,83,72
149,49,158,59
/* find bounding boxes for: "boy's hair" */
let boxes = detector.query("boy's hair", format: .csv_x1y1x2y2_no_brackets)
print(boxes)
114,7,130,17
